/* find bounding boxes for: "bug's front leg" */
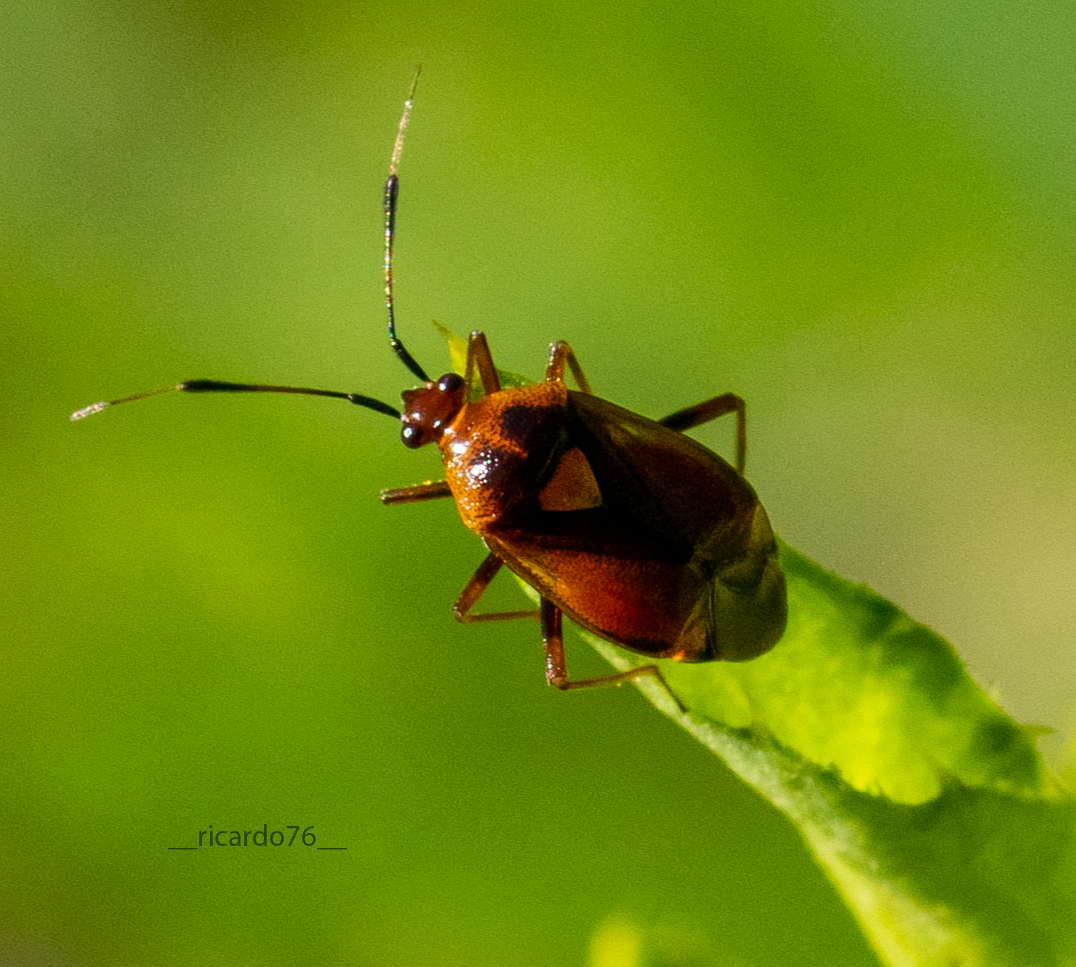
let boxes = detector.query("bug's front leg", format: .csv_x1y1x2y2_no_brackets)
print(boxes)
544,341,594,394
464,331,501,397
541,600,686,711
380,481,453,505
659,392,746,474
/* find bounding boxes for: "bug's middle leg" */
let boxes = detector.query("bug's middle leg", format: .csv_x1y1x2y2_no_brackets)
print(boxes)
659,392,746,473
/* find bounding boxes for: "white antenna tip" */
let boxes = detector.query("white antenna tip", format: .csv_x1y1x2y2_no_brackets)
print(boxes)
70,401,110,421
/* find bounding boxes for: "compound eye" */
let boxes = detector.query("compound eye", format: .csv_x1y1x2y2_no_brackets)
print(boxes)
438,373,464,393
401,424,424,449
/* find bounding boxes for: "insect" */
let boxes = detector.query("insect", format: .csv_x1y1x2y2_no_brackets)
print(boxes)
72,74,787,702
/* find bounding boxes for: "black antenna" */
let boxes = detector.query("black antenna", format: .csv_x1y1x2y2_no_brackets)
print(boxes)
383,67,431,384
69,79,444,424
71,380,401,422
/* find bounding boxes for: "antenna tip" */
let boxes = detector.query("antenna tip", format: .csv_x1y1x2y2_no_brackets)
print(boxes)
70,401,110,421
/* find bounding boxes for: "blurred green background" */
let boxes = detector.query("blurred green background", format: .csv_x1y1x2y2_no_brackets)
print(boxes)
4,0,1075,964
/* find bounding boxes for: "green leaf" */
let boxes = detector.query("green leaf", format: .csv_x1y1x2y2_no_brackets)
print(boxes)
435,321,471,378
664,542,1047,805
582,545,1076,967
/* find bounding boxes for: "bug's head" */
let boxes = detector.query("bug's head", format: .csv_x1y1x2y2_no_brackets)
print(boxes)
399,372,466,449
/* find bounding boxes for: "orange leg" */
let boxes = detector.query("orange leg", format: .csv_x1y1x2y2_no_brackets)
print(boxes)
544,341,743,476
449,552,684,709
659,392,746,474
452,553,540,623
464,331,501,396
540,599,685,710
544,341,594,394
380,481,453,505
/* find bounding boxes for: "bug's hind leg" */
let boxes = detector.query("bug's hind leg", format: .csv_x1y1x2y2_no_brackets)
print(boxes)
452,553,686,712
452,553,540,623
659,392,746,473
541,600,686,712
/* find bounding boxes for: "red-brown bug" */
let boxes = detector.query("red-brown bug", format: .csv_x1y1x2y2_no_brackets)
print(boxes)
72,75,787,700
